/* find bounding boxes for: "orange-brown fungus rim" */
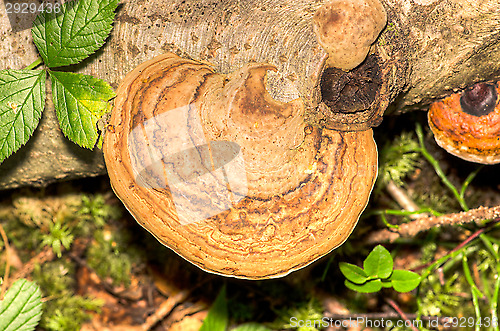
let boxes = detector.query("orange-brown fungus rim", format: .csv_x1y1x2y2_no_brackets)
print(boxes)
428,84,500,164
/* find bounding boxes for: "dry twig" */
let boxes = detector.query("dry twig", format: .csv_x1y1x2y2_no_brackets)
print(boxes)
386,298,419,331
0,223,11,299
366,205,500,244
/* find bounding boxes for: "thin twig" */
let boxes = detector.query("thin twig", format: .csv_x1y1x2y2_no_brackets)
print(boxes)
366,205,500,244
0,223,11,300
386,298,419,331
10,246,55,286
141,290,189,331
386,180,428,219
412,225,494,273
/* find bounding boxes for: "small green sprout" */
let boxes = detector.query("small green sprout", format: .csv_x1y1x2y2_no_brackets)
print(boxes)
41,221,74,258
78,194,122,228
340,245,421,293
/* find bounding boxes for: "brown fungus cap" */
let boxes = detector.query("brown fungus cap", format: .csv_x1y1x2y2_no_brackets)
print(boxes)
103,53,377,279
428,82,500,165
313,0,387,71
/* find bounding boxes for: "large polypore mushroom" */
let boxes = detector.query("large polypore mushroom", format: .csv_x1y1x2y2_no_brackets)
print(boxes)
428,82,500,164
103,53,377,279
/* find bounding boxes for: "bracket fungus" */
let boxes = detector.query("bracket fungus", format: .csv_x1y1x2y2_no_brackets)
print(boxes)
313,0,387,71
103,53,377,279
428,82,500,165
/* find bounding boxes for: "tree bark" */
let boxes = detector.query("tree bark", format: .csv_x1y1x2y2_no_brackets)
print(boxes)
0,0,499,190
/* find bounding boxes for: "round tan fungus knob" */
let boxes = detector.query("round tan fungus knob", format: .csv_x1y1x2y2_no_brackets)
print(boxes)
313,0,387,71
103,53,378,279
428,82,500,164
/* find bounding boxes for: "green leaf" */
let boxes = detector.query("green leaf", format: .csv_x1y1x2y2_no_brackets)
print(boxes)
363,245,393,279
200,285,228,331
0,70,45,164
345,279,383,293
0,279,43,331
32,0,118,67
389,270,421,293
339,262,369,284
49,71,115,148
381,280,393,288
232,323,272,331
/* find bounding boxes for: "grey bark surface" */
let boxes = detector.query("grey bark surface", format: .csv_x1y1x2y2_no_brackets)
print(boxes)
0,0,499,190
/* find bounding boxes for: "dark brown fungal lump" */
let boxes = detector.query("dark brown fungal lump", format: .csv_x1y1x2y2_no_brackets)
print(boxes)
314,55,384,131
460,82,498,117
320,55,381,114
103,53,378,279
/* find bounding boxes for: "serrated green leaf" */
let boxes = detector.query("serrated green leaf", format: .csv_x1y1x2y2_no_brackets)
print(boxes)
345,279,383,293
32,0,118,67
389,270,421,293
200,285,228,331
339,262,369,284
232,323,272,331
0,279,43,331
49,70,115,148
0,69,45,164
363,245,393,279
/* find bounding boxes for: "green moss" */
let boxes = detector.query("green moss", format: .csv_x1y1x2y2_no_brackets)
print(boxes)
77,194,122,231
376,131,421,192
0,191,127,330
417,232,500,330
41,221,74,258
32,261,103,331
86,228,140,286
270,298,324,331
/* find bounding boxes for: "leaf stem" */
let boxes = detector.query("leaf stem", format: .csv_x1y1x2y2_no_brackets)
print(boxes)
25,58,43,70
415,123,469,211
492,268,500,331
460,166,483,204
364,208,442,219
462,255,483,331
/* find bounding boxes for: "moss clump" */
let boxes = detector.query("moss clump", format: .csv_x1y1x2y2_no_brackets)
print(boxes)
0,190,138,330
32,261,103,331
269,298,324,331
86,227,142,286
376,131,421,191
